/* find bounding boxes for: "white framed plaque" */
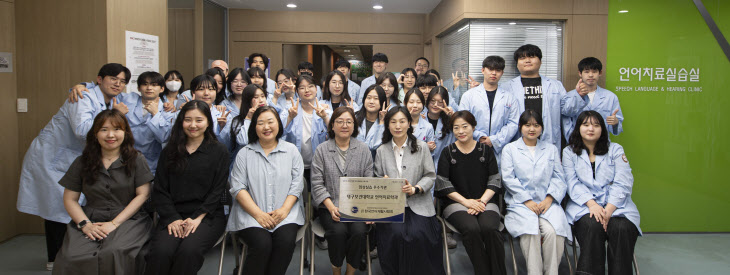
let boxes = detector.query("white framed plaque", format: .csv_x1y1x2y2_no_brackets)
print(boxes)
338,177,406,223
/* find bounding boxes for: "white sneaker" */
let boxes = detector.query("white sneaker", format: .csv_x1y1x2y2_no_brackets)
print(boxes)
46,262,54,271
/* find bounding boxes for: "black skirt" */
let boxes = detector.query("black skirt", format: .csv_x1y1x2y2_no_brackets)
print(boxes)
376,207,445,275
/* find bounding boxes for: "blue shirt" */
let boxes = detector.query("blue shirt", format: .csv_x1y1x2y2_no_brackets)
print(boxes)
226,140,305,232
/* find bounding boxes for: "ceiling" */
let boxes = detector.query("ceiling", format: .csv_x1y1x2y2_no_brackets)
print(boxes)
207,0,442,14
327,45,365,62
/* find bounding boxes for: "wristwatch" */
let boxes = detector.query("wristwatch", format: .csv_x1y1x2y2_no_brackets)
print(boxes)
77,220,91,229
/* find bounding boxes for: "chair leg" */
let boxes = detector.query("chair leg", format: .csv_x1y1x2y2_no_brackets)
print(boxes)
299,225,306,275
237,243,245,275
564,241,573,275
309,227,315,275
217,232,227,275
366,232,372,275
633,253,639,275
572,236,578,272
508,235,517,275
439,218,451,275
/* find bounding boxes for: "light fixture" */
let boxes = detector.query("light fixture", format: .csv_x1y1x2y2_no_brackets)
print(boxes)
509,22,516,25
344,50,351,52
496,28,503,30
557,28,562,31
373,5,383,10
526,28,535,30
348,55,354,57
618,10,628,13
287,3,297,8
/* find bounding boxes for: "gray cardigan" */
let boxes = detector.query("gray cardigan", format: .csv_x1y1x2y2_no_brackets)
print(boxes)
311,138,374,208
374,139,437,217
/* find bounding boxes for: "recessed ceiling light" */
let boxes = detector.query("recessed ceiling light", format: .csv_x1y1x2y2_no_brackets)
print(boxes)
496,28,503,30
373,5,383,10
344,50,351,52
348,55,354,57
509,22,517,25
618,10,628,13
287,3,297,8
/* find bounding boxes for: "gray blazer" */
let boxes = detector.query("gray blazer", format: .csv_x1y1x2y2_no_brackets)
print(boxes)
374,139,437,217
311,138,374,208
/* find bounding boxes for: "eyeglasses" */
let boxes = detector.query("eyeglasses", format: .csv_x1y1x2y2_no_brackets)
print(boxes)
334,120,354,126
415,64,428,68
108,76,127,85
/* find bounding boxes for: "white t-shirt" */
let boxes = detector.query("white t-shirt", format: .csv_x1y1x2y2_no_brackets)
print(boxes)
587,91,596,104
301,111,314,168
527,145,536,157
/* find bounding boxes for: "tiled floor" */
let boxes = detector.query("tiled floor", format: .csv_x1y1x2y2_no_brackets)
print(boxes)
0,233,728,274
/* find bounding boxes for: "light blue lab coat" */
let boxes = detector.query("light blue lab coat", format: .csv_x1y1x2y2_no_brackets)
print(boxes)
220,97,240,118
161,92,187,110
501,138,572,239
412,117,435,143
283,103,328,162
356,117,385,158
233,104,289,149
561,86,624,140
430,118,455,170
320,99,361,117
459,84,520,160
17,86,115,223
210,106,234,150
504,76,568,150
562,143,642,235
120,93,175,174
347,79,362,103
443,78,469,106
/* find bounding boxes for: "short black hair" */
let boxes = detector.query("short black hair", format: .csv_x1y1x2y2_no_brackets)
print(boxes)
162,70,185,98
137,71,165,87
248,106,284,144
425,69,441,81
298,61,314,72
578,57,603,72
327,107,359,139
513,44,542,62
416,74,438,88
247,67,268,91
415,57,430,67
372,53,389,63
98,63,131,84
248,53,269,69
482,56,506,71
335,59,351,70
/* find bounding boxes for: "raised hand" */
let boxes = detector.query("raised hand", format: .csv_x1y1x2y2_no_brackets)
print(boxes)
245,103,260,120
287,98,299,123
112,98,129,114
344,98,355,110
379,102,390,124
576,79,588,96
143,99,160,116
606,109,619,125
68,84,88,103
398,74,405,85
163,102,175,112
441,99,454,116
467,76,479,89
309,100,329,119
272,82,283,105
452,71,461,88
217,110,230,127
215,105,227,113
180,94,192,110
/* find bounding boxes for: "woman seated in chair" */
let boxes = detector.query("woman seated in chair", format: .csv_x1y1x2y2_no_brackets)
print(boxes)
434,110,506,275
501,109,571,275
227,106,305,275
311,107,373,275
373,106,445,275
53,109,153,275
145,100,229,275
563,110,641,275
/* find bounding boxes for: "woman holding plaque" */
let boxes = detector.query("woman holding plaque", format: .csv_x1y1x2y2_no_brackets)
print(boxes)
373,106,445,275
311,107,373,275
434,110,506,275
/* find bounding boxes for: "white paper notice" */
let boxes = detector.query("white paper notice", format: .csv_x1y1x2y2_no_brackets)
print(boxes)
125,31,159,94
0,52,12,73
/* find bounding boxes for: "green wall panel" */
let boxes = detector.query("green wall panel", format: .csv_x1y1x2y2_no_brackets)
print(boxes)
607,0,730,232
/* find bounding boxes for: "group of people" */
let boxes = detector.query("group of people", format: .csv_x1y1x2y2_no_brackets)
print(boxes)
16,44,641,275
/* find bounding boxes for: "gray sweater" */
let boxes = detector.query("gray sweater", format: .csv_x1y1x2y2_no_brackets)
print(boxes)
311,138,374,208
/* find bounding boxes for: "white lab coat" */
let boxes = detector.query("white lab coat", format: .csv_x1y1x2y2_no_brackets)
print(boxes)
430,118,455,170
356,117,384,158
561,86,624,140
503,76,568,150
120,93,175,174
17,86,113,223
412,117,435,143
562,143,641,235
459,84,520,161
501,138,572,239
283,103,328,160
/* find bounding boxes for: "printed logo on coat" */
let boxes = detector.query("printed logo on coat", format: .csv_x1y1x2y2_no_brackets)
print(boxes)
622,154,628,163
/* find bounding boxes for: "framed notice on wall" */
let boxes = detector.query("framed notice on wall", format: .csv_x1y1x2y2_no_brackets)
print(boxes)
125,31,159,94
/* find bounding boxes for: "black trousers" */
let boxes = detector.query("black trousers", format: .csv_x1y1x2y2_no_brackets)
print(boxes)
45,219,67,262
143,213,226,275
238,223,299,275
573,215,639,275
446,211,506,275
317,208,368,268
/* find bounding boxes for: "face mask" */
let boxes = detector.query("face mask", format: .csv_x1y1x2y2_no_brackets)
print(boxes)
166,81,181,92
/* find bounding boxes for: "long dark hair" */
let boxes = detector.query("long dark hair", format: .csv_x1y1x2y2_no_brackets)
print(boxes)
382,106,419,153
355,85,387,127
323,70,351,102
226,68,251,99
247,67,268,91
206,67,227,105
81,109,138,185
164,100,217,173
376,72,400,105
568,110,609,156
427,86,452,139
161,70,184,99
230,84,267,146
